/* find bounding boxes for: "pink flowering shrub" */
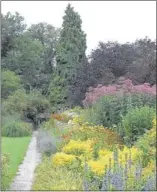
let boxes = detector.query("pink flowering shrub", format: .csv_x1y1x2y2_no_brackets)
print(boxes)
83,79,156,106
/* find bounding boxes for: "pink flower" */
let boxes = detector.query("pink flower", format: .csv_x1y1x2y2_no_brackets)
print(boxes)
83,79,156,106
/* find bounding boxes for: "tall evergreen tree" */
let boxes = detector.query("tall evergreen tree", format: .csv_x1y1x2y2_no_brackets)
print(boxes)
49,4,87,109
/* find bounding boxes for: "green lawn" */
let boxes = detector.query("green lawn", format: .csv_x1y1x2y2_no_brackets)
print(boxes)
1,136,31,190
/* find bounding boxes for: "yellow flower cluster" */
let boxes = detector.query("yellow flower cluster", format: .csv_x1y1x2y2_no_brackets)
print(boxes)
99,149,113,158
72,115,84,125
118,146,143,165
62,139,93,155
88,160,106,176
87,149,113,176
152,117,156,127
142,160,156,177
86,146,143,176
52,152,76,167
149,117,156,139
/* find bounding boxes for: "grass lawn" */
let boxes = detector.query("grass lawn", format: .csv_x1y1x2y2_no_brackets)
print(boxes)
1,136,31,190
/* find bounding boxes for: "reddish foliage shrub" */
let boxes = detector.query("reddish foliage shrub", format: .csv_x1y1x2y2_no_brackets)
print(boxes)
51,113,69,122
83,79,156,106
51,114,64,121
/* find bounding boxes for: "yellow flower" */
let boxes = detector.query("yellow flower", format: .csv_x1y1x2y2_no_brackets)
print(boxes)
87,154,113,176
142,160,156,177
52,152,76,167
62,139,93,155
152,118,156,127
99,149,113,158
88,160,105,176
118,146,143,165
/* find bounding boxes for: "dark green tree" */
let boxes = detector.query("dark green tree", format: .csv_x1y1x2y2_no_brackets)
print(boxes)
2,34,45,92
27,22,60,94
1,12,26,57
49,4,87,109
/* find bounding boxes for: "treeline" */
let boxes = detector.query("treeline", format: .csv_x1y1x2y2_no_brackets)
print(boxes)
1,4,156,111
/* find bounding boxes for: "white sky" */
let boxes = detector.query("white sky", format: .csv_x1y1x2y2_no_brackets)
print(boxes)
1,1,156,55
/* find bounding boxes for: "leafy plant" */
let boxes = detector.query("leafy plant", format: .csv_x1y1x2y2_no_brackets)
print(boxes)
2,117,32,137
135,118,156,166
3,89,50,126
36,130,61,156
119,106,155,145
83,93,156,128
32,157,83,190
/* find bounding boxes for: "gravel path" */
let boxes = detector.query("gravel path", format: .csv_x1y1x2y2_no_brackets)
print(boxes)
9,131,41,191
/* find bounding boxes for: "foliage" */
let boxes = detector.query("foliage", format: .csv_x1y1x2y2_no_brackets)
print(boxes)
3,89,50,126
1,70,21,99
36,130,61,156
23,90,50,125
48,75,67,111
3,33,45,91
2,118,32,137
2,89,28,116
27,22,60,94
32,157,83,190
49,3,87,108
88,38,156,87
82,93,156,128
42,118,55,130
52,152,76,167
83,151,156,191
33,109,156,191
135,118,156,166
1,12,26,57
1,137,31,190
1,153,10,188
62,139,93,156
1,153,10,190
51,113,70,122
119,106,155,145
68,123,122,149
83,79,156,106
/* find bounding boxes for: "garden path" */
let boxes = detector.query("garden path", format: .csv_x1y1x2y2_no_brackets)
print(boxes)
9,131,41,191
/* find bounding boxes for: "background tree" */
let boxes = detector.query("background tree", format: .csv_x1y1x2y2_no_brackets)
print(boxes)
126,37,156,85
89,38,156,87
1,12,26,57
28,22,60,74
1,70,22,99
49,4,87,109
2,33,45,92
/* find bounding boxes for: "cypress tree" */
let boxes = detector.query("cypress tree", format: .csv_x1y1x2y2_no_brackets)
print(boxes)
49,4,87,109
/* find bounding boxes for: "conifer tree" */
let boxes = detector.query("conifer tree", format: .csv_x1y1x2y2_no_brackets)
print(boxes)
49,4,87,109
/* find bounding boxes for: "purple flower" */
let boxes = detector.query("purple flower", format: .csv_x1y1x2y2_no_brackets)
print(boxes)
143,175,156,191
110,170,125,191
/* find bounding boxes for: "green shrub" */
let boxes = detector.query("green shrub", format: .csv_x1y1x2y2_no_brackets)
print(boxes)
135,118,156,166
2,89,28,116
2,89,50,125
83,93,156,128
42,118,55,130
2,118,32,137
119,106,155,145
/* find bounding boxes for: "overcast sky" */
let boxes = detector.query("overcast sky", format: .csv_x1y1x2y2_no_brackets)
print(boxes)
2,1,156,55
